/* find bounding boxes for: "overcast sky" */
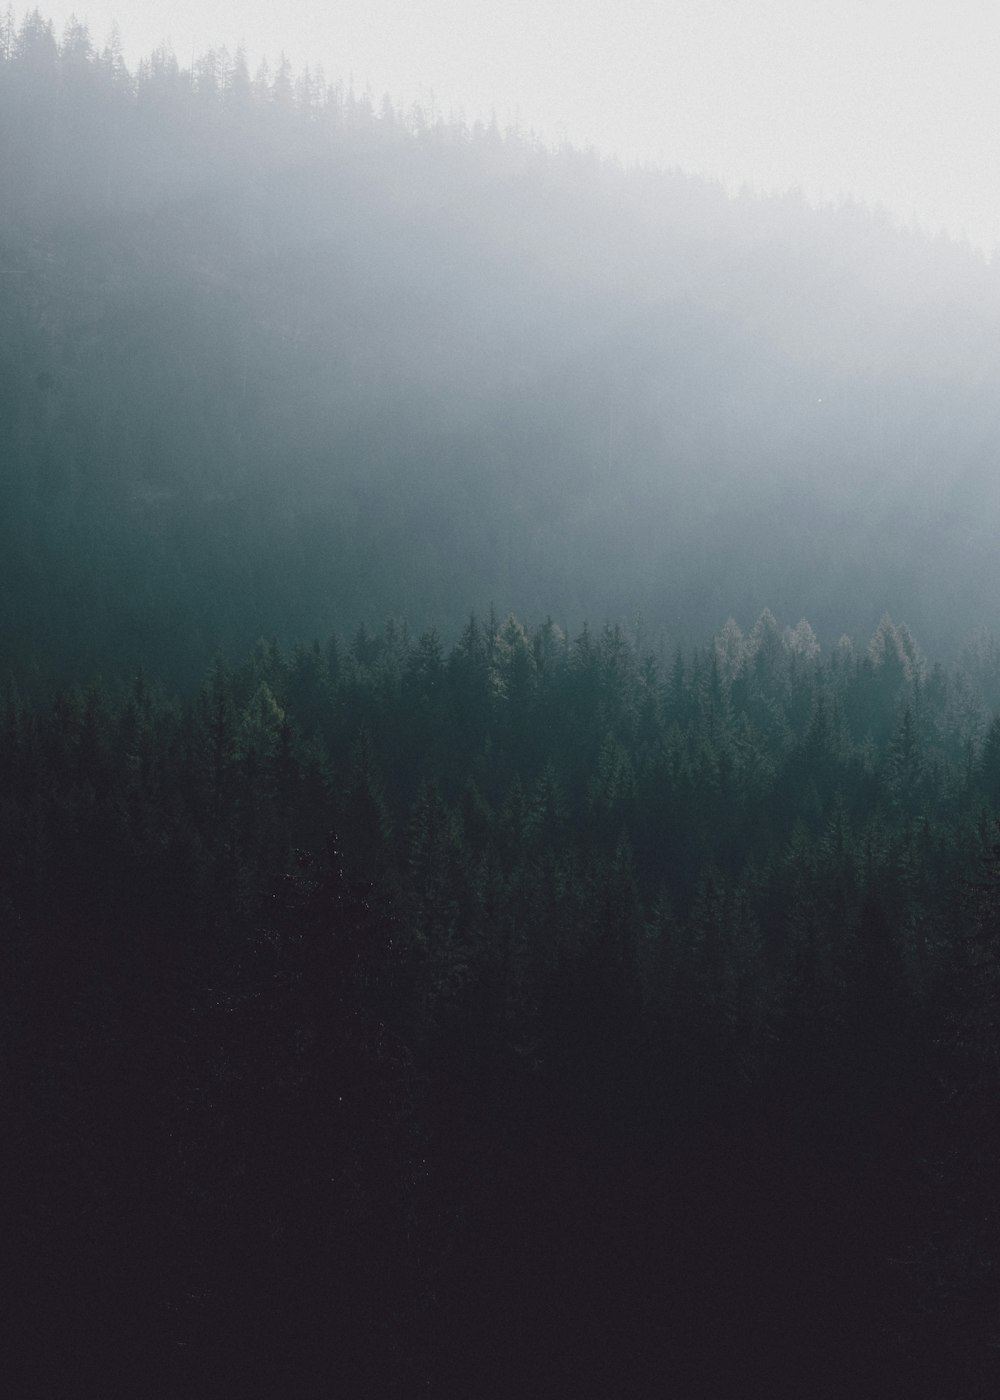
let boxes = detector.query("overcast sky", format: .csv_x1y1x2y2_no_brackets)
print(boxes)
31,0,1000,254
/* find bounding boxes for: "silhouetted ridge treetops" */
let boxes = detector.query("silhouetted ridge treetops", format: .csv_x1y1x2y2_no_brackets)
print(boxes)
4,10,1000,684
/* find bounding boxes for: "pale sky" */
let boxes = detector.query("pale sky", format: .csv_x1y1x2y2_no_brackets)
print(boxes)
29,0,1000,254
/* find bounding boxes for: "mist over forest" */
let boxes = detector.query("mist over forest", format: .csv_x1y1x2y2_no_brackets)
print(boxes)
6,11,1000,1397
4,8,1000,684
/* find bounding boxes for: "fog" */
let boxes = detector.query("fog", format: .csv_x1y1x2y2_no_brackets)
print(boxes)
35,0,1000,253
3,10,1000,682
9,14,1000,1396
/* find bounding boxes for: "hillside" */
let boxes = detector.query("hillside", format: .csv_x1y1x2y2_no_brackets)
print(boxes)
9,13,1000,1396
3,13,1000,683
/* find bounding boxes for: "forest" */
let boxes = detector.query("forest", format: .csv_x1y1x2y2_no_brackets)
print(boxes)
7,609,1000,1394
4,10,1000,1397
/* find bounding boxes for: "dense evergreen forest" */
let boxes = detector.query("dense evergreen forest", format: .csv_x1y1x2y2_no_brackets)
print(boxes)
7,608,1000,1393
5,10,1000,1396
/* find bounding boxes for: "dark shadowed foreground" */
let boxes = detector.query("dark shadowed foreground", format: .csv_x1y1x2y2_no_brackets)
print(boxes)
6,613,1000,1396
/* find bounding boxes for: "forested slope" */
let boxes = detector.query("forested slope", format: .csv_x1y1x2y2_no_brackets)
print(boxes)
6,14,1000,1395
3,13,1000,683
6,609,1000,1394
